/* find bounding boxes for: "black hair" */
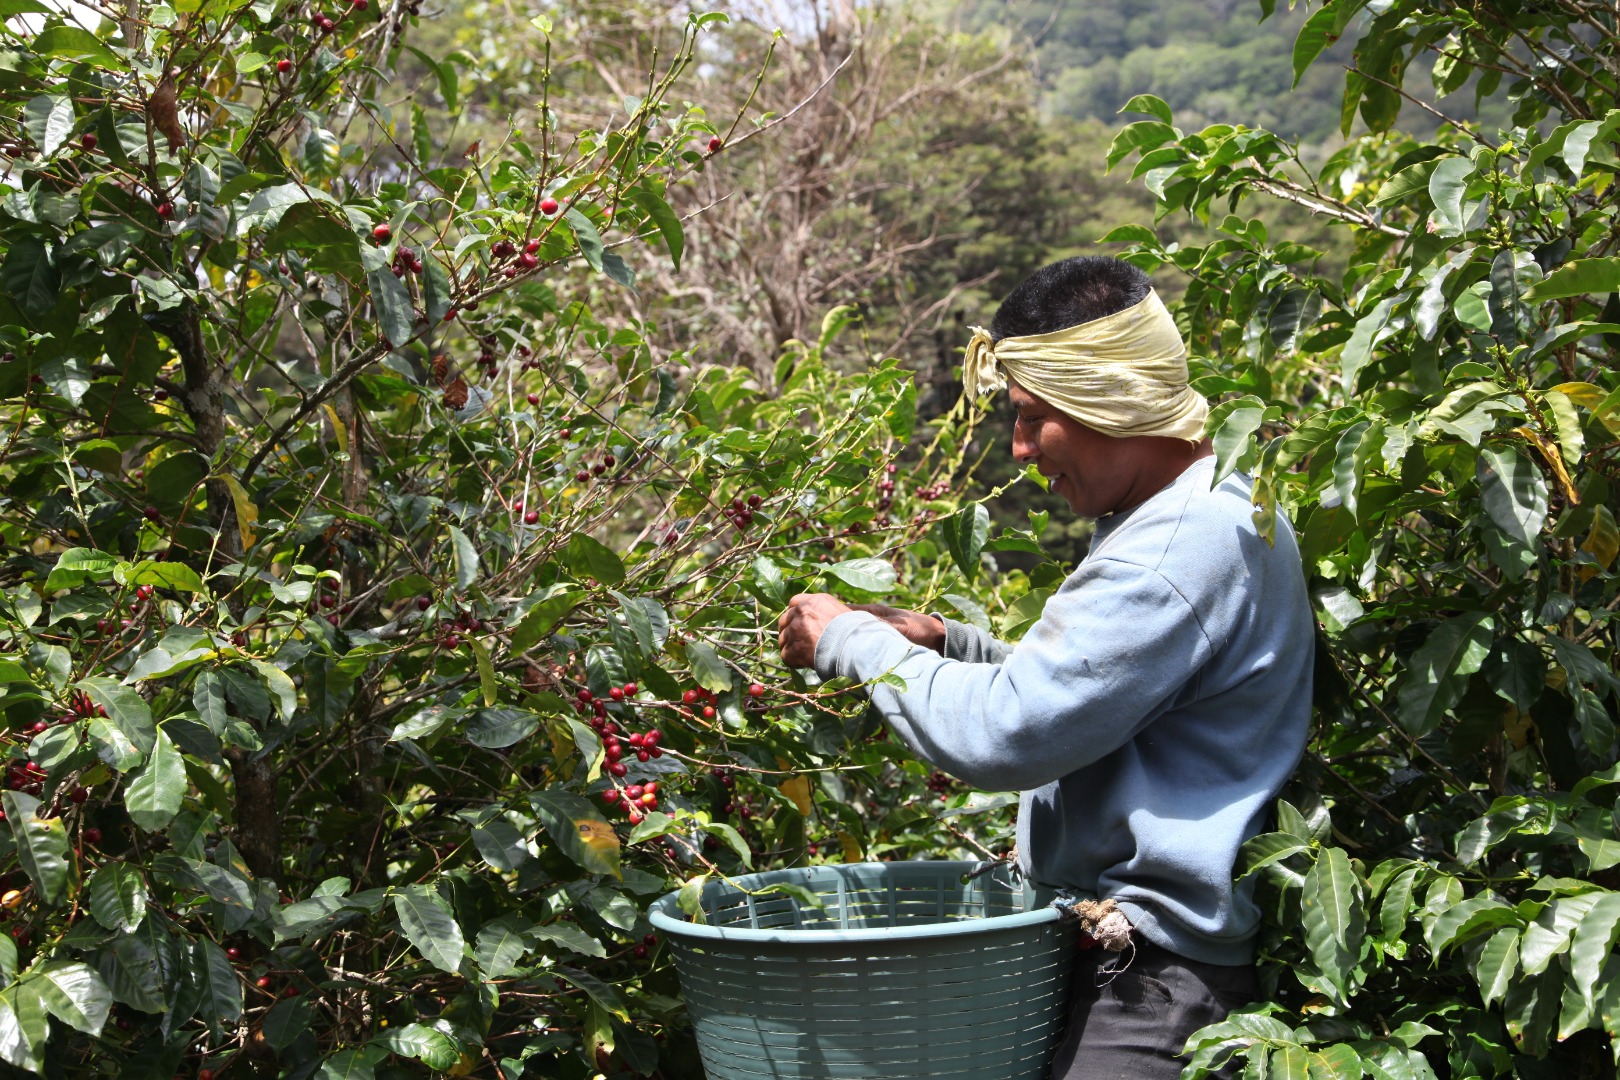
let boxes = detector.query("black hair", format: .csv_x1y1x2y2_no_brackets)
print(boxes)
988,256,1153,341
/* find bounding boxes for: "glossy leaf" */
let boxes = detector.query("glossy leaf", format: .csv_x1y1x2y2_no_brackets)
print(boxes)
1301,846,1365,1001
1523,257,1620,301
1476,447,1548,548
3,793,68,906
87,864,146,933
124,730,185,832
943,503,989,583
392,885,466,974
1397,613,1494,736
822,557,898,594
34,962,111,1035
377,1023,461,1070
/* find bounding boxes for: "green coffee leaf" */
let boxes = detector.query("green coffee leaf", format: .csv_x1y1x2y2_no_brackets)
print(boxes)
191,939,242,1027
3,793,68,906
262,994,314,1050
33,962,110,1035
565,532,624,586
508,585,584,653
449,525,479,590
1476,447,1548,548
392,885,466,974
471,818,528,871
0,981,49,1073
124,730,185,832
529,923,606,958
631,187,684,270
683,640,732,694
87,863,146,933
943,503,989,584
366,263,415,348
822,557,897,594
1301,847,1365,1003
472,916,530,978
1397,613,1494,736
77,676,155,768
1474,926,1520,1009
377,1022,461,1070
1524,257,1620,301
22,93,74,157
556,967,628,1020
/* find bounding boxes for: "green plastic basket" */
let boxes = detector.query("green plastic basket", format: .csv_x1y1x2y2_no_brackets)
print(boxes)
648,861,1075,1080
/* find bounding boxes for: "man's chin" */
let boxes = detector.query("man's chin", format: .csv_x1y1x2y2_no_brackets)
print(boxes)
1051,475,1079,512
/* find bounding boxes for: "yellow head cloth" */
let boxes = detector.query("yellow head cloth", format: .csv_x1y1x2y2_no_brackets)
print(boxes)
962,290,1208,442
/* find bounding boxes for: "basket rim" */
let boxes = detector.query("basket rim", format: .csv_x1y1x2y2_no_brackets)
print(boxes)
648,860,1062,945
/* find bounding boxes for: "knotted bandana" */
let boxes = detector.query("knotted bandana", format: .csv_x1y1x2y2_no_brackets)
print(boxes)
962,291,1208,442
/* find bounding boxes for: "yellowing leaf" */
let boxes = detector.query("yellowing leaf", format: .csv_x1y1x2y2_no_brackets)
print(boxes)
320,403,349,454
1581,504,1619,581
839,830,862,863
575,818,620,870
779,775,812,816
1505,706,1535,750
219,475,258,550
1548,381,1606,409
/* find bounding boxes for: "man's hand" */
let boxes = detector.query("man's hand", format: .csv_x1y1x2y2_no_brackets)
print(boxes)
849,604,947,654
778,596,947,669
776,593,853,669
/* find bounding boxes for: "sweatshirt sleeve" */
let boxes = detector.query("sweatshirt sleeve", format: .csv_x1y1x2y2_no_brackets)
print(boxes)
813,558,1216,792
938,617,1013,664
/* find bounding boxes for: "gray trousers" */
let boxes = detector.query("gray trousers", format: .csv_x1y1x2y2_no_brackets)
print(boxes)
1048,938,1259,1080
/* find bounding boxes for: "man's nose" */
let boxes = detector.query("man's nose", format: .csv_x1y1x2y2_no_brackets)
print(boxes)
1011,425,1038,464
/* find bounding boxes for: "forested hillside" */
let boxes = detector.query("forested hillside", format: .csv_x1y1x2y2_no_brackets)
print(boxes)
961,0,1511,141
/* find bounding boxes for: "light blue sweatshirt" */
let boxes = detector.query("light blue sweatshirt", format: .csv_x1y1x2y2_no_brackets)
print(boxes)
813,457,1313,965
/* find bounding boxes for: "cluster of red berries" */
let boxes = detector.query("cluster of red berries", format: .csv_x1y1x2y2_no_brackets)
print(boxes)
438,609,481,650
917,481,949,500
314,577,353,626
94,583,157,637
511,497,540,526
471,333,505,381
491,237,543,279
574,451,613,484
633,931,657,959
4,761,45,796
925,770,955,802
389,243,425,279
876,463,897,515
724,494,762,531
310,10,337,32
681,685,719,722
601,780,659,825
50,690,105,731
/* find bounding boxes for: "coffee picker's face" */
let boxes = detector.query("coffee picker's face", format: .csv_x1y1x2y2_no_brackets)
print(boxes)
1007,381,1140,519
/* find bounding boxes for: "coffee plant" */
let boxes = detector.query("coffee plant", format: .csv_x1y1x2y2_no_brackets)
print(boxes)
0,1,1056,1076
1102,1,1620,1076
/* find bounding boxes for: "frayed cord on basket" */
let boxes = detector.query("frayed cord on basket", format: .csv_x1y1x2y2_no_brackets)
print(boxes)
1052,891,1137,984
